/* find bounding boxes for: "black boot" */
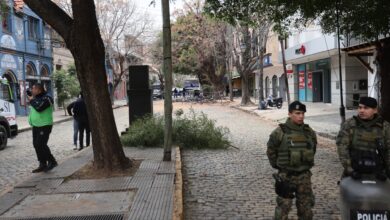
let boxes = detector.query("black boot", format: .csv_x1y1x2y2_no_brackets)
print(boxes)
32,162,47,173
44,160,58,172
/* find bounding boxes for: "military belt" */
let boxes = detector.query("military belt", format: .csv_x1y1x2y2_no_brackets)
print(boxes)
280,170,309,176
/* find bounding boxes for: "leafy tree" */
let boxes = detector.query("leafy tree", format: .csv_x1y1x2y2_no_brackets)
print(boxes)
204,0,271,105
52,67,80,113
148,33,165,90
172,1,228,92
263,0,390,121
24,0,131,170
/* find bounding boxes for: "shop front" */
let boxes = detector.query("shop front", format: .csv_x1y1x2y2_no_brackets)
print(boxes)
297,58,331,103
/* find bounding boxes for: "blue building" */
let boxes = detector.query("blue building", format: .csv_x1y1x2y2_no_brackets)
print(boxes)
0,0,53,115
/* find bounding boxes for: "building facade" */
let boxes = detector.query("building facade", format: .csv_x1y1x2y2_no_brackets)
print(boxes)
1,0,53,115
282,25,368,108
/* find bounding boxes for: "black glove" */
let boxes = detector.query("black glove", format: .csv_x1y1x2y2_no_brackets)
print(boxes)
273,174,295,199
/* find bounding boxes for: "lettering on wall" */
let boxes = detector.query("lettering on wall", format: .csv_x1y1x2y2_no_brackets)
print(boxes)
1,35,16,50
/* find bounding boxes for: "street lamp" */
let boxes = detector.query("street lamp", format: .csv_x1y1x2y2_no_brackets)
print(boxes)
336,0,346,123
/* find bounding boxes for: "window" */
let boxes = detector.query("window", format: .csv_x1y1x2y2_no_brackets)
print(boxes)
28,16,39,40
0,83,11,101
41,65,49,77
26,64,36,76
1,9,12,33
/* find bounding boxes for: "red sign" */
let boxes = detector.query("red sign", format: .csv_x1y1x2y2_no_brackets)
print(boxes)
299,71,305,89
307,72,312,89
300,45,306,55
295,45,306,55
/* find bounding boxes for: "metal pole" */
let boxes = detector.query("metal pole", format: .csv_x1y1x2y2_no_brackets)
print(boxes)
337,0,346,123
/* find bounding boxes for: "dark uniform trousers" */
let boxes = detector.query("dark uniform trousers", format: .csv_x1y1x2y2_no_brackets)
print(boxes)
78,120,90,148
32,125,55,163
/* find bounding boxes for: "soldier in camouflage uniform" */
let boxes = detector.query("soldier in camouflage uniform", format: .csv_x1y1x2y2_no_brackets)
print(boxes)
267,101,317,220
336,97,390,180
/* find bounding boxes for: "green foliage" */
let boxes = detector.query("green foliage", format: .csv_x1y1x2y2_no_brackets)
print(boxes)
204,0,266,26
263,0,390,41
52,66,80,106
171,7,228,89
173,109,230,149
120,114,165,147
121,109,231,149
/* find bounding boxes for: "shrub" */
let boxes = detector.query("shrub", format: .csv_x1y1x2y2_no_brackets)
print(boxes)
121,109,231,149
120,114,164,147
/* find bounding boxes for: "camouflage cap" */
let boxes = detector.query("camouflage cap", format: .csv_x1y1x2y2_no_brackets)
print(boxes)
288,101,306,113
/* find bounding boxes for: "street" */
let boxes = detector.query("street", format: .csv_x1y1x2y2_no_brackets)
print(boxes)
0,107,130,195
1,101,343,219
177,102,342,220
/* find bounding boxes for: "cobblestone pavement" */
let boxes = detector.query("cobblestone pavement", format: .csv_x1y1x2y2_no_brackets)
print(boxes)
0,107,129,195
180,103,342,220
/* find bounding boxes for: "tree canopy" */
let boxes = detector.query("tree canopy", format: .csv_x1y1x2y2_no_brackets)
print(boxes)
263,0,390,41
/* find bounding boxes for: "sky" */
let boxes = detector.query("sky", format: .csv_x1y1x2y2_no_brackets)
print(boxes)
132,0,185,32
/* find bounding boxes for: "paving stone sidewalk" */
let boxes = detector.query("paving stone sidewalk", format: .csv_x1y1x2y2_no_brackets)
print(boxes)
0,147,176,220
229,98,355,139
16,99,128,133
181,103,342,220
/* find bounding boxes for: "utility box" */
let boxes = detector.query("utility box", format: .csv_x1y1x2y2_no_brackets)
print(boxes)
127,65,153,125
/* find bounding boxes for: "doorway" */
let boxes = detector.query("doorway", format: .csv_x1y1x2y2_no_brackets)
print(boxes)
312,71,323,102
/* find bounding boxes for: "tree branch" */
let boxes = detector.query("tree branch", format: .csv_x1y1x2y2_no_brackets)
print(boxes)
24,0,73,42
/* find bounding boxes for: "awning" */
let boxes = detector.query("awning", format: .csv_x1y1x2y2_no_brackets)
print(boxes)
342,37,390,73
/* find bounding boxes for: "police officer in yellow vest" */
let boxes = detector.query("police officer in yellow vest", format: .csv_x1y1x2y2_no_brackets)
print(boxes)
267,101,317,220
28,83,57,173
336,97,390,180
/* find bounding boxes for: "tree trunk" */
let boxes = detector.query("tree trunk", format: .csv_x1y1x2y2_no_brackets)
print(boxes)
240,73,251,105
161,0,173,161
280,38,291,104
240,26,252,105
377,40,390,122
258,51,264,102
24,0,130,170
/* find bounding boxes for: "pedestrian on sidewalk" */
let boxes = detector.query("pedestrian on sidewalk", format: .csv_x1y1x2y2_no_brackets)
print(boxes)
28,83,57,173
67,93,80,150
267,101,317,220
72,92,90,151
336,97,390,180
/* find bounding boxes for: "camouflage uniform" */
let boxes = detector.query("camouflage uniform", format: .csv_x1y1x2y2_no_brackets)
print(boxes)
336,114,390,178
267,118,317,220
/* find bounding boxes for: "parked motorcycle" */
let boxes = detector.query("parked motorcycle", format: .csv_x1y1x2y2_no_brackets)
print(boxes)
259,95,283,109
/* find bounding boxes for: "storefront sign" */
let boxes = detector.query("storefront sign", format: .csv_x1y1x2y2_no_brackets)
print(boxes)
286,64,293,74
299,71,305,89
307,72,313,89
295,45,306,55
1,54,17,69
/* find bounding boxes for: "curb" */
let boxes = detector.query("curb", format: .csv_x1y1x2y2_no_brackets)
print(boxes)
17,117,73,133
173,146,184,220
17,105,128,134
231,105,336,140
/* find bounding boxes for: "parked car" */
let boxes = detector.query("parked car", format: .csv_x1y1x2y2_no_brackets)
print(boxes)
0,79,18,150
153,89,164,99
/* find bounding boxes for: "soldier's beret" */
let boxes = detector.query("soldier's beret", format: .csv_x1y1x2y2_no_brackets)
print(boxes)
359,97,377,108
289,101,306,113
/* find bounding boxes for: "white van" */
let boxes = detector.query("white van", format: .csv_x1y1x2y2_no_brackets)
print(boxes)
0,79,18,150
